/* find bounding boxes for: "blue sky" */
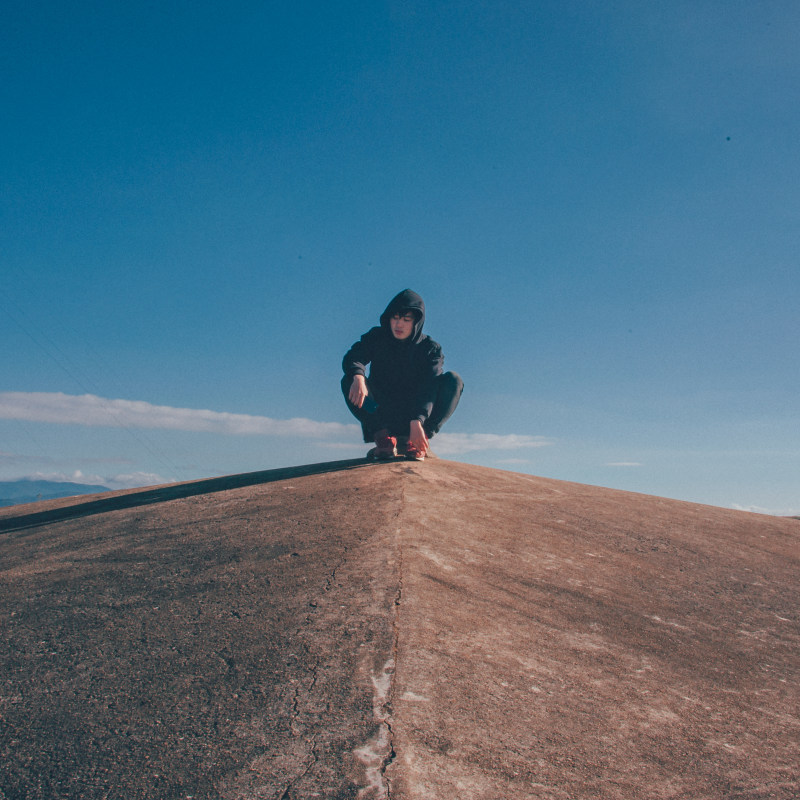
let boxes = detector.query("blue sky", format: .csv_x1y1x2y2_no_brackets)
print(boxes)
2,1,798,513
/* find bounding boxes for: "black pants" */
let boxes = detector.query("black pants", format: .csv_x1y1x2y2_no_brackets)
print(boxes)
341,372,464,442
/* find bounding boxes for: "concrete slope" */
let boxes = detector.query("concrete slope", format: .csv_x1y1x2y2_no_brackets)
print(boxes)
1,460,798,800
1,460,399,800
385,460,799,800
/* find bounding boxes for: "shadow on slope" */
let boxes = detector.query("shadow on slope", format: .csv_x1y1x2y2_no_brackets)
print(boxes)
0,458,372,534
0,455,404,799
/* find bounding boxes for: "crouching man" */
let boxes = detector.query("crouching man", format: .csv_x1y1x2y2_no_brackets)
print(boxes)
341,289,463,461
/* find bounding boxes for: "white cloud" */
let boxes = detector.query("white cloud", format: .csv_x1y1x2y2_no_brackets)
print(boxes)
106,472,174,490
0,392,359,438
318,442,373,451
22,469,109,486
19,469,172,491
731,503,800,517
433,432,552,455
0,392,552,458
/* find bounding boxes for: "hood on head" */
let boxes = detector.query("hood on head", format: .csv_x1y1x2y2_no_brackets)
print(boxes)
380,289,426,343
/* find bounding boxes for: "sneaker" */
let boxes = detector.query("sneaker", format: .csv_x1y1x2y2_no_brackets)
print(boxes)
372,429,397,460
405,441,426,461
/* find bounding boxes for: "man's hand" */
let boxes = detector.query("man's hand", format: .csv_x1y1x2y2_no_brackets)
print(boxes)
409,419,429,455
348,375,368,409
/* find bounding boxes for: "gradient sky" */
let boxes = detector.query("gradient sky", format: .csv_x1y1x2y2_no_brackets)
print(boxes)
2,1,798,513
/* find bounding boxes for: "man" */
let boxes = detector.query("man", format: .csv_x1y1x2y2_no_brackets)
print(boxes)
342,289,463,461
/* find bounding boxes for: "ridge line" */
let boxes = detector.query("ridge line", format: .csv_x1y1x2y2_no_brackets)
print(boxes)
0,458,376,534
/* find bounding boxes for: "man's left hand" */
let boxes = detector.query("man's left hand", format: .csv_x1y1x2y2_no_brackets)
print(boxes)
409,420,429,455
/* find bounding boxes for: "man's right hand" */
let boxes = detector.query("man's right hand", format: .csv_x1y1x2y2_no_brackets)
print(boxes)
348,375,368,408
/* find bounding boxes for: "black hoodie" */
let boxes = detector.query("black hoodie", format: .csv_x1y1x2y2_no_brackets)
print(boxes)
342,289,444,424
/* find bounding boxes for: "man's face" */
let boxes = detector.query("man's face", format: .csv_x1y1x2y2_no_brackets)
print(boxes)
390,312,415,340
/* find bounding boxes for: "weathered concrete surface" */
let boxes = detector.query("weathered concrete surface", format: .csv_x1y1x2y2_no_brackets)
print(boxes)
386,461,800,800
1,461,400,800
1,459,798,799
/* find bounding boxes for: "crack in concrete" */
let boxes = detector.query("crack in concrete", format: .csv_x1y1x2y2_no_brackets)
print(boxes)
277,564,332,797
354,657,396,799
384,531,404,800
277,734,319,800
355,518,404,800
274,550,358,798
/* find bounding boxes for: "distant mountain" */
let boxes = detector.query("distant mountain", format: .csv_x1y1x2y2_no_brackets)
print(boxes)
0,479,110,508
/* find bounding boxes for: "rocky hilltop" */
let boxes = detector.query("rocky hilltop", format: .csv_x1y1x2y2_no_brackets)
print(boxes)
1,459,798,799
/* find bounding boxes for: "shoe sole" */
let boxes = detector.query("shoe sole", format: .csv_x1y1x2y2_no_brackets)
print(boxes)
367,446,397,461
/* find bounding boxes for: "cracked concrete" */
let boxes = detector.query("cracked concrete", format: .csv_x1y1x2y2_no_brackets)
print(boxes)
2,458,799,798
384,461,800,799
353,657,395,800
1,461,402,799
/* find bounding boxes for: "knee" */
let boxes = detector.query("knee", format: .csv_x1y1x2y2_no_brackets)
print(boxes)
441,371,464,395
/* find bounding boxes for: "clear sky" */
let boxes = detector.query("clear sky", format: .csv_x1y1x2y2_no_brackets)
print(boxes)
2,1,798,514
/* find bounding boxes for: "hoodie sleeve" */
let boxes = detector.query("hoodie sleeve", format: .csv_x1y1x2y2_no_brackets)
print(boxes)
413,339,444,423
342,327,381,379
